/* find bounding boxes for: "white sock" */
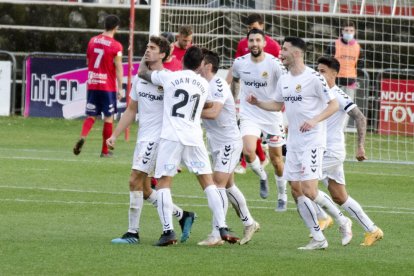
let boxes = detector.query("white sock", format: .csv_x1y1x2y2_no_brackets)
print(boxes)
227,184,254,226
128,191,143,233
247,157,267,180
275,174,287,201
342,196,376,232
156,188,174,231
311,201,329,220
146,190,157,207
204,185,227,229
217,188,229,218
147,190,183,220
172,205,184,220
314,190,347,226
297,195,325,241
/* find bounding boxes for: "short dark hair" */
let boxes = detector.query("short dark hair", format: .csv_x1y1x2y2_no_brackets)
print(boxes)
201,48,220,74
283,37,307,53
317,56,341,73
104,14,120,31
246,13,264,26
183,46,203,70
247,28,265,39
178,25,193,36
160,32,175,44
342,20,355,29
149,36,171,62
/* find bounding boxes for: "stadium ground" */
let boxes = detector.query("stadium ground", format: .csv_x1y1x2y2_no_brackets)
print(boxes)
0,116,413,275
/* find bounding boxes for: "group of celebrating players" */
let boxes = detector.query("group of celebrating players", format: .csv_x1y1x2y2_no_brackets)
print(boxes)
73,13,383,249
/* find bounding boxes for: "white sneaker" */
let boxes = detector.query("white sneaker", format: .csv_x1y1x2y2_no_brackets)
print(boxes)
339,217,353,246
298,239,328,250
197,235,225,246
234,164,246,174
240,221,260,245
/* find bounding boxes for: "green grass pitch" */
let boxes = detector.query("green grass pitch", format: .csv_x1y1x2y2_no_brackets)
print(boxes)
0,116,413,275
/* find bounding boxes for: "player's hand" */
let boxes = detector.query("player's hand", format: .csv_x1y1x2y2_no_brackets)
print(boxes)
246,94,258,105
299,119,317,132
117,89,123,101
106,136,116,150
356,146,367,161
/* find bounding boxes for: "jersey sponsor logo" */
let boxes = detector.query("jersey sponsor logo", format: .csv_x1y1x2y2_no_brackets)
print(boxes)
138,91,163,101
88,71,108,84
243,80,267,88
283,95,303,103
295,84,301,93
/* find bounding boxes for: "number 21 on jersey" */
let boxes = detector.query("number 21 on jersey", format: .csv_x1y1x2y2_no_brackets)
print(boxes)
171,89,200,122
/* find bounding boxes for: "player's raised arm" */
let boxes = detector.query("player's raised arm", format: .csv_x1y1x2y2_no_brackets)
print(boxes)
246,93,283,112
348,106,367,161
137,59,153,83
201,102,224,119
300,98,339,132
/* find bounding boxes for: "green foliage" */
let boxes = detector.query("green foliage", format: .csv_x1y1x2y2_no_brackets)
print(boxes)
0,116,413,275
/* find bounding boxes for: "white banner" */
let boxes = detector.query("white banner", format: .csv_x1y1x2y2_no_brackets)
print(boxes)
0,61,12,116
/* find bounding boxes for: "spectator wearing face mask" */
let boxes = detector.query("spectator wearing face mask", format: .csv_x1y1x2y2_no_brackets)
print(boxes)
325,21,364,104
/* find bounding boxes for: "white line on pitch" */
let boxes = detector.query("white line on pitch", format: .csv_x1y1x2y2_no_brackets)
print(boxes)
1,198,414,215
1,185,414,212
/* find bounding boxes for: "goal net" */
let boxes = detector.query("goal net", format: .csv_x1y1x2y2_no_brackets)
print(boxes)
159,0,414,164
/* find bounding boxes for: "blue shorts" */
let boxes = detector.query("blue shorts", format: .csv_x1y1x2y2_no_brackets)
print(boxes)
85,90,117,117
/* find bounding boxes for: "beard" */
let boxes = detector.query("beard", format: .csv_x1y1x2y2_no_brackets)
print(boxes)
250,48,262,57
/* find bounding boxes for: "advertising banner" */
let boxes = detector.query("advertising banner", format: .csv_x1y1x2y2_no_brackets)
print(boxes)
0,61,12,116
24,56,139,119
379,78,414,136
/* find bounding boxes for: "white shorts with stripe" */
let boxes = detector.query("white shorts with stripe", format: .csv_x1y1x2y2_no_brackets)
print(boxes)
154,139,212,178
239,118,285,147
208,139,243,174
283,147,324,181
131,140,159,176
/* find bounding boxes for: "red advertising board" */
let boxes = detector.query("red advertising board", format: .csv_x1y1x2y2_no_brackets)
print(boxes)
379,78,414,136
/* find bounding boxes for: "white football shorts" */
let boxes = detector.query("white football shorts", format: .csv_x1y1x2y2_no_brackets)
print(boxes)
155,139,212,178
208,139,243,174
321,152,346,186
239,118,285,148
283,147,324,181
131,141,159,176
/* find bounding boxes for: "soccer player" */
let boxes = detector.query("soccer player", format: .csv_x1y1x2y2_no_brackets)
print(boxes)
107,36,196,245
138,45,239,246
172,25,193,61
227,13,281,176
316,56,383,246
160,32,182,71
73,14,123,157
198,49,259,246
247,37,340,250
232,28,287,207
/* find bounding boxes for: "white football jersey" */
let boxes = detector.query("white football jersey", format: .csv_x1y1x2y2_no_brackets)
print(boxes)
130,75,164,142
151,70,209,146
232,53,286,125
326,85,357,157
203,76,241,145
275,67,336,151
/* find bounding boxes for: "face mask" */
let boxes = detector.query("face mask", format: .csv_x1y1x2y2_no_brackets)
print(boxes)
343,33,354,42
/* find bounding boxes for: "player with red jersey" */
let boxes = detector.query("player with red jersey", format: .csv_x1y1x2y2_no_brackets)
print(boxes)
172,25,193,62
73,14,123,157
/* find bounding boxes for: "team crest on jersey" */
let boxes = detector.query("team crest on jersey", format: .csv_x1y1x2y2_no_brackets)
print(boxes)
262,71,269,78
157,86,164,92
295,84,302,93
